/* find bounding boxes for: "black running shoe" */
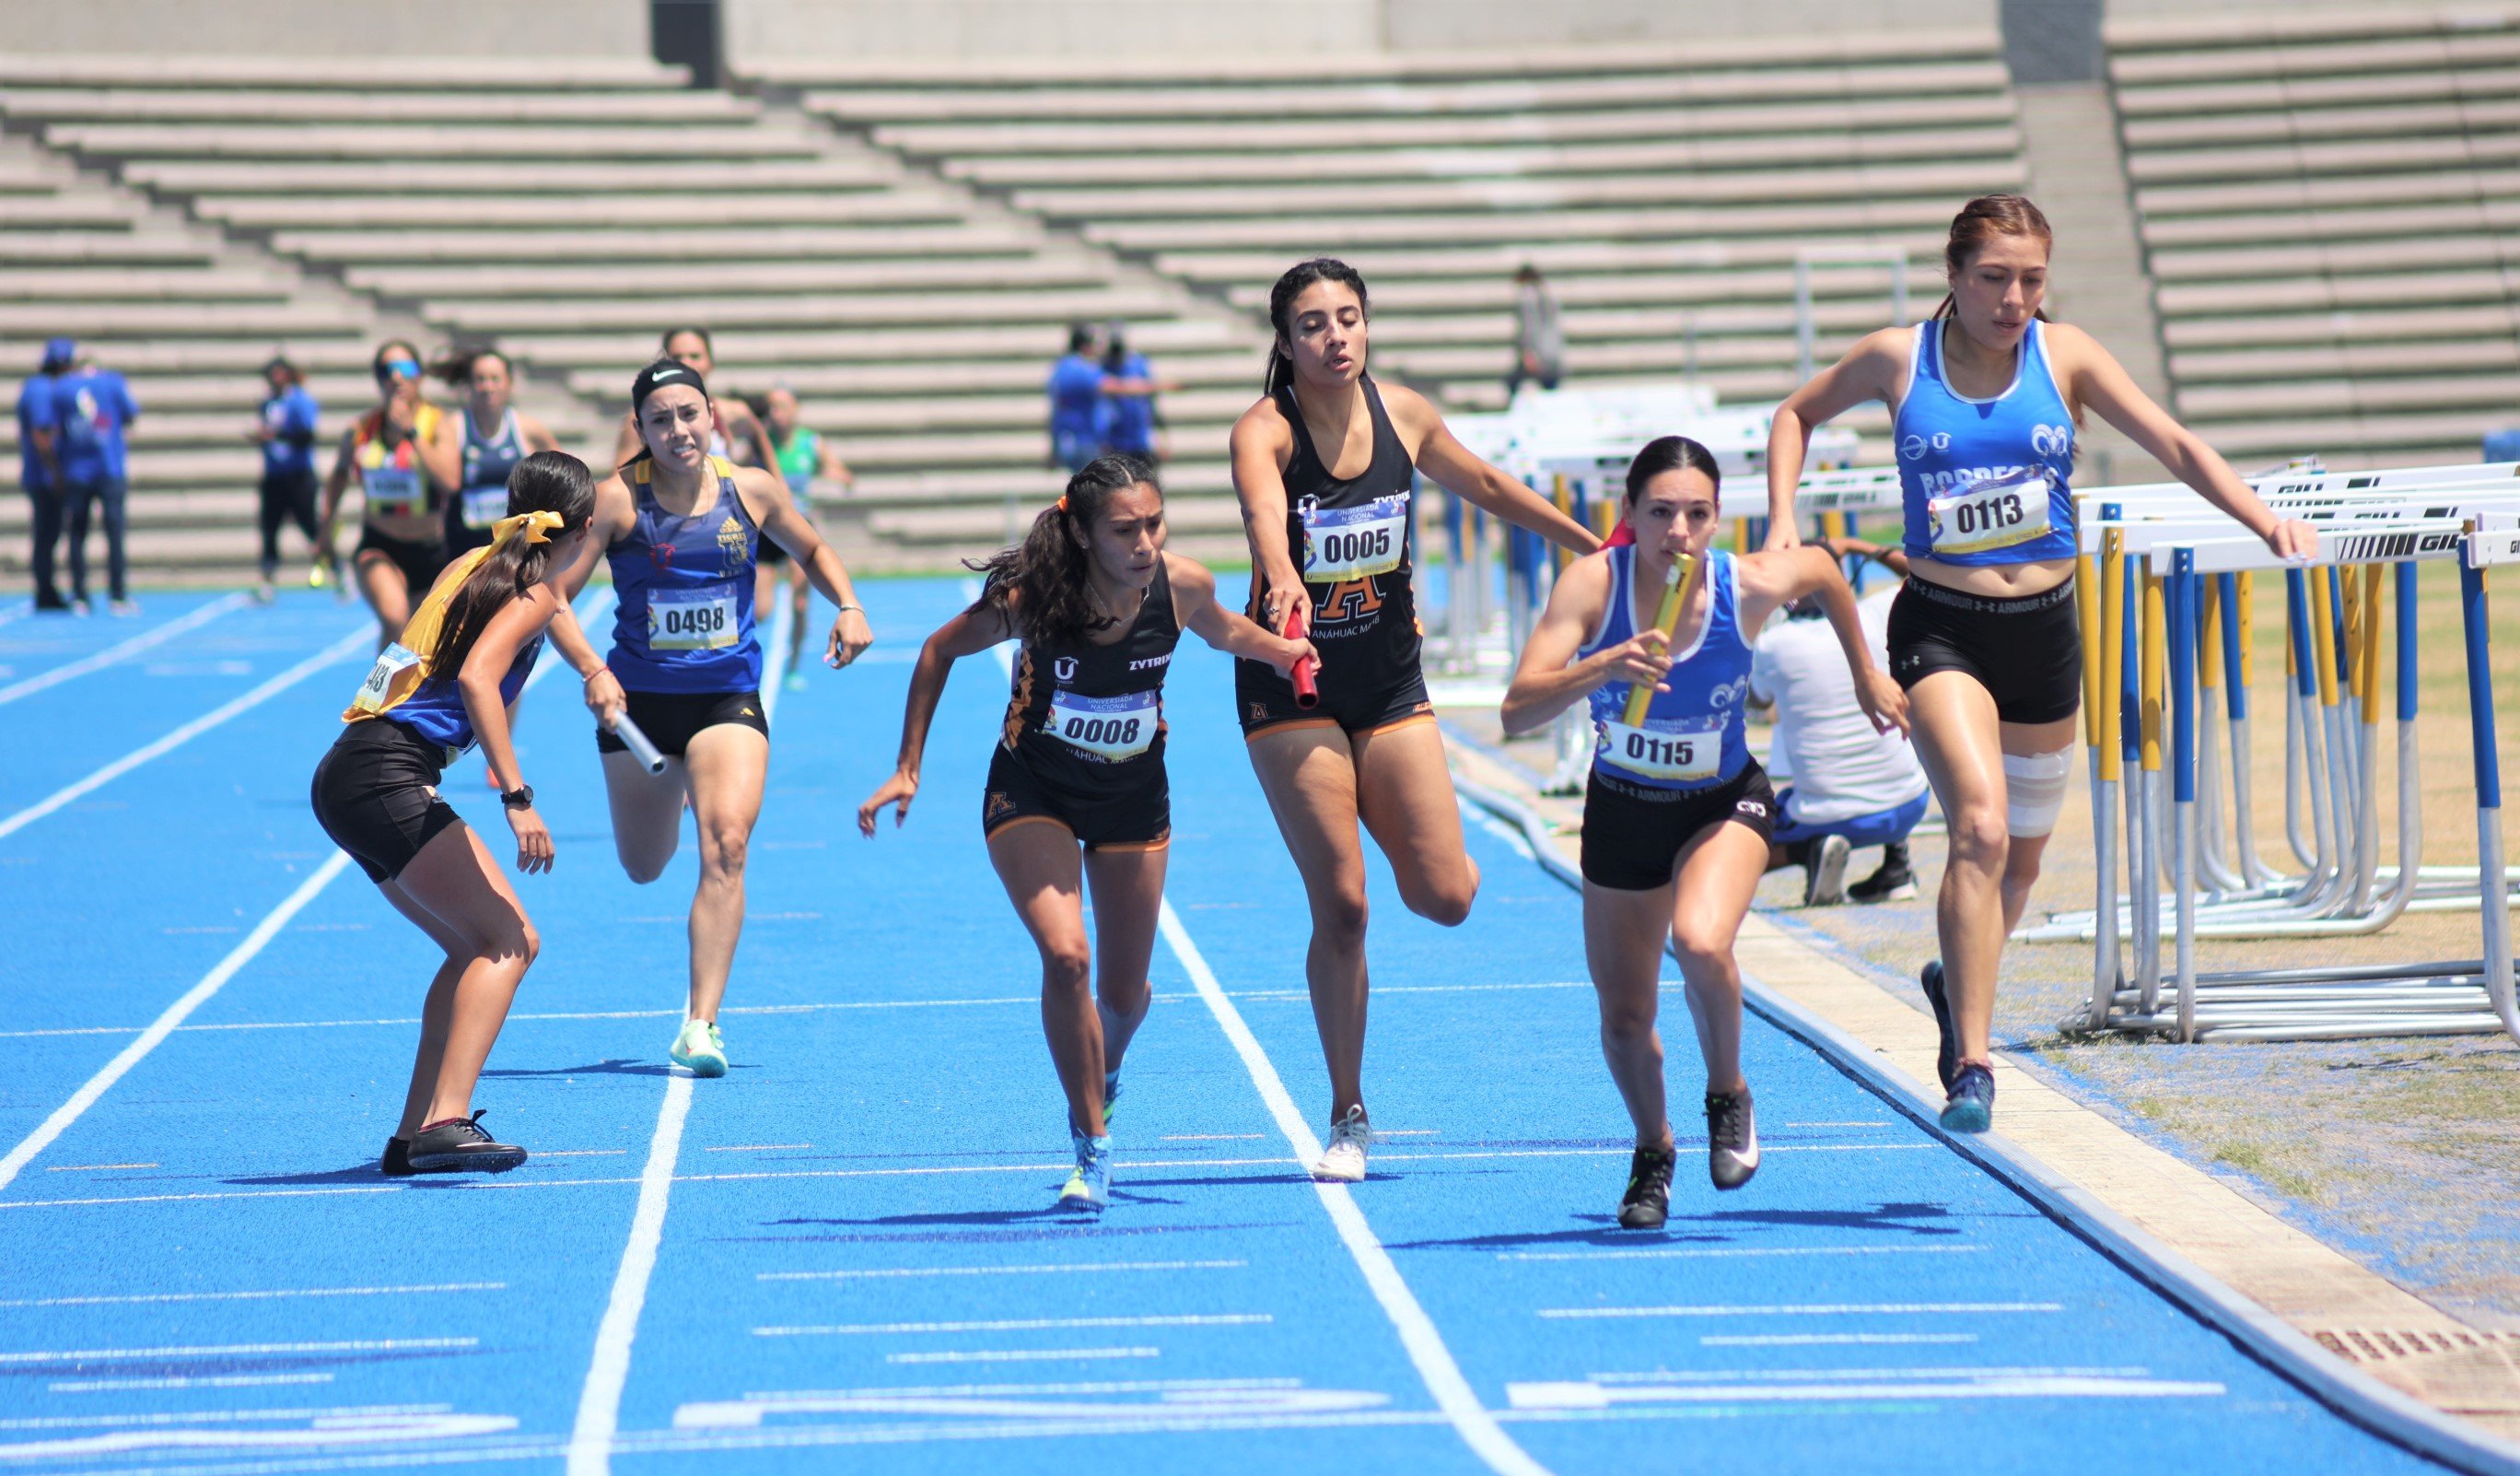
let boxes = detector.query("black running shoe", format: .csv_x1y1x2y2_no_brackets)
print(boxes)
406,1111,527,1174
1848,850,1918,903
1920,960,1957,1092
379,1137,413,1177
1617,1143,1675,1229
1941,1063,1995,1134
1705,1088,1760,1191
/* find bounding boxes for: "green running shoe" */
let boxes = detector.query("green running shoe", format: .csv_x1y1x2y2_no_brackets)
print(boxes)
671,1018,728,1078
1059,1130,1111,1212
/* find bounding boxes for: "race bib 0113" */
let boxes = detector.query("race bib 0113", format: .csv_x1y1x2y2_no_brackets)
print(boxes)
1046,688,1159,762
1301,494,1408,582
648,585,740,651
1927,467,2052,557
1598,715,1723,784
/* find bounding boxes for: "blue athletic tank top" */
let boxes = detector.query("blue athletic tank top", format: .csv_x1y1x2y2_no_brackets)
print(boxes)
1581,547,1754,791
1894,319,2077,567
454,408,528,529
605,454,763,694
382,638,544,757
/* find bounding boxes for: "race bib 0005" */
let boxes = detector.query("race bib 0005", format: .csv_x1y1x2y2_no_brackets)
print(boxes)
1301,495,1408,582
1598,714,1722,784
648,585,739,651
1927,467,2052,557
1046,688,1159,762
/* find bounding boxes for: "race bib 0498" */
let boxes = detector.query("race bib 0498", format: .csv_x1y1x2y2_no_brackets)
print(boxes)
1046,688,1159,762
648,585,739,651
1301,494,1408,582
1927,467,2052,557
1598,714,1722,784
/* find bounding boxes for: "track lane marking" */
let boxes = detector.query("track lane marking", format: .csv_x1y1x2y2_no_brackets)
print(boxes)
0,592,248,707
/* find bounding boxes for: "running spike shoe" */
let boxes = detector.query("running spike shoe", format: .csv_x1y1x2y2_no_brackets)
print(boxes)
1617,1143,1676,1229
671,1018,728,1078
1802,834,1851,907
1312,1105,1370,1183
1942,1063,1996,1134
1059,1130,1111,1212
1920,960,1957,1092
379,1136,413,1177
407,1111,526,1174
1705,1088,1760,1190
1849,842,1918,903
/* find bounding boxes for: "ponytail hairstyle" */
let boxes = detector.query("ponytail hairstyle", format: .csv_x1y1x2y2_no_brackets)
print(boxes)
1263,257,1371,397
424,450,598,679
432,344,510,389
1933,193,2054,322
966,452,1160,647
1623,434,1722,504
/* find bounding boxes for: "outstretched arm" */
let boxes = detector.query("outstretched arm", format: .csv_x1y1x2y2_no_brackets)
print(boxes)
857,599,1016,836
1231,401,1308,635
1169,555,1313,675
1393,384,1600,556
1738,547,1908,735
1764,327,1908,550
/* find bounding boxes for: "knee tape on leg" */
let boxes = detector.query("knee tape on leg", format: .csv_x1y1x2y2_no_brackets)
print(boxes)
2003,749,2073,838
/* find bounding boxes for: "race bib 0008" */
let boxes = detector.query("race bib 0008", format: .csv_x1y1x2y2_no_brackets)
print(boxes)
1047,688,1159,762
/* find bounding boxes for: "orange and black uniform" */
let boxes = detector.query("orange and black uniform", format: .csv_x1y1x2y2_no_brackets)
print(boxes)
985,557,1178,851
1235,374,1432,738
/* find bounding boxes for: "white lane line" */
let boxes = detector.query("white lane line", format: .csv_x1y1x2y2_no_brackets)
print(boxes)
1594,1364,2152,1383
566,1072,694,1476
0,592,247,707
1160,900,1554,1476
0,1282,500,1308
46,1162,157,1170
1704,1333,1981,1346
0,851,355,1196
706,1143,810,1154
886,1348,1161,1366
0,618,373,841
1505,1375,2225,1409
762,1259,1243,1283
51,1373,336,1393
1539,1302,2065,1320
1501,1245,1983,1263
1161,1133,1265,1142
757,1315,1271,1338
0,1338,473,1365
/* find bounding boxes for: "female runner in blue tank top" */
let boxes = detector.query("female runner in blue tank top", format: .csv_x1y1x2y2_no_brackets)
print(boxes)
550,358,875,1079
309,451,597,1177
1505,437,1906,1226
1231,258,1600,1182
1762,195,2314,1132
433,347,561,558
856,455,1312,1212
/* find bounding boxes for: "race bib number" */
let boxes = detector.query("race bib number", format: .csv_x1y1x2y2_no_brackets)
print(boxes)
648,585,739,651
1927,467,2052,557
1599,715,1722,784
1046,688,1159,762
364,465,423,519
349,642,424,716
1301,495,1408,582
461,487,508,530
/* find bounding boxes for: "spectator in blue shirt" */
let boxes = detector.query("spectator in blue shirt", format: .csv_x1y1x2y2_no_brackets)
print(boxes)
251,356,322,602
45,347,140,615
15,338,71,610
1046,322,1106,474
1096,322,1178,462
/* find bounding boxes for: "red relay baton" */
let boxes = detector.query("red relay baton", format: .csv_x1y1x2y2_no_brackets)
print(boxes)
1283,605,1321,709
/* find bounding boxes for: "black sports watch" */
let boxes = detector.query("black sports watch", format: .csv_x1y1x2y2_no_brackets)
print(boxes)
500,784,535,811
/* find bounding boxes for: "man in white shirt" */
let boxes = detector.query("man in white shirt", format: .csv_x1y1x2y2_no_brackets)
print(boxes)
1751,580,1931,905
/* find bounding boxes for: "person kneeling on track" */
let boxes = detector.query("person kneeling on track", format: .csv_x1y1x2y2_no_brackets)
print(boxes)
309,451,597,1176
1501,436,1906,1227
550,357,874,1081
858,454,1313,1213
1751,581,1930,906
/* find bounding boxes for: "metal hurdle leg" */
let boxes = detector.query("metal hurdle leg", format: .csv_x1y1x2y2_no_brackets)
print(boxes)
2460,534,2520,1043
2086,531,2127,1029
2289,569,2343,914
2223,570,2281,887
2137,568,2167,1012
2170,550,2200,1041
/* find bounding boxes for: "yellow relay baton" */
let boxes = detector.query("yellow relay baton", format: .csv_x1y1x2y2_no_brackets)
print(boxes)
1621,552,1697,726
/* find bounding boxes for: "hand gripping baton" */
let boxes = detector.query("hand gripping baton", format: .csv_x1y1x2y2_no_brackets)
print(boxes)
1284,606,1321,709
607,711,669,776
1622,552,1695,726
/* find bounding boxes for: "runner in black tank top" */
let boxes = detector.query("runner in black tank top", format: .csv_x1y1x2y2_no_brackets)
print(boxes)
860,454,1312,1214
1231,259,1600,1183
1234,375,1423,735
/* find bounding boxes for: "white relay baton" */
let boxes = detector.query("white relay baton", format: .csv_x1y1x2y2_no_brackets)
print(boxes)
608,712,668,776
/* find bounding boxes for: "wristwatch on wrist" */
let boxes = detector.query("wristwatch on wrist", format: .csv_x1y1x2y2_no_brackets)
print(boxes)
500,784,535,811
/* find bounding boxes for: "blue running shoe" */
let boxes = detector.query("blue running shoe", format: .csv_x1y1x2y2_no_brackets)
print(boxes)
1059,1129,1110,1212
1920,960,1957,1092
1941,1063,1995,1134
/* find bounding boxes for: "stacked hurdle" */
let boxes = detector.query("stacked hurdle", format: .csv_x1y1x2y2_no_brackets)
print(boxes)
2043,461,2520,1043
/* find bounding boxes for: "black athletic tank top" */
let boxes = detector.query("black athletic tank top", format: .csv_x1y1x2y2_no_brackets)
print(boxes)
1003,556,1181,781
1258,374,1419,682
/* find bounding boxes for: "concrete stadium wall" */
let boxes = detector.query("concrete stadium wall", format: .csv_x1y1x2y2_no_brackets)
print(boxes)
4,0,650,56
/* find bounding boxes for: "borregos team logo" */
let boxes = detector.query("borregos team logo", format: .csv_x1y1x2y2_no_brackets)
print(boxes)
2030,423,2073,459
1900,430,1952,461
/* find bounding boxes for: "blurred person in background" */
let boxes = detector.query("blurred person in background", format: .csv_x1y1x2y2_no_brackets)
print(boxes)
759,384,854,691
321,340,449,650
433,346,562,561
1047,322,1105,473
16,339,69,611
1508,263,1565,397
46,342,141,615
251,355,323,603
1097,322,1178,463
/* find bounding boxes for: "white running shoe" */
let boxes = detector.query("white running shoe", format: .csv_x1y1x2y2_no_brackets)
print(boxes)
670,1018,727,1078
1312,1105,1370,1183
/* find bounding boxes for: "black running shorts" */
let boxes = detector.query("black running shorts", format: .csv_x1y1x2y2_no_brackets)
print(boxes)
355,525,448,598
1235,660,1433,741
310,719,461,884
594,688,769,758
982,744,1170,851
1885,576,2082,726
1581,761,1778,891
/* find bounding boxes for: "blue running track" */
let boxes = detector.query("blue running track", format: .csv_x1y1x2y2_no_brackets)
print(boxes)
0,580,2459,1474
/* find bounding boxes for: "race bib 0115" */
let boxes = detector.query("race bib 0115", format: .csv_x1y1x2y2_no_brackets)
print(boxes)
1927,467,2052,557
1046,688,1159,762
1598,714,1723,784
648,585,740,651
1301,494,1408,582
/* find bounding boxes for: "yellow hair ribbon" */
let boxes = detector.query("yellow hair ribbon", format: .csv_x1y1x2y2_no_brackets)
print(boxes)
493,509,566,547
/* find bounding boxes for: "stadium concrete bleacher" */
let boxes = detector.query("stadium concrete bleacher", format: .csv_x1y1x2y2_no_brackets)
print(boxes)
2108,4,2520,469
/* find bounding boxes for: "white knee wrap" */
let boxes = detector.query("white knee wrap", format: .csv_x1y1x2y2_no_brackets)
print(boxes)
2003,749,2073,838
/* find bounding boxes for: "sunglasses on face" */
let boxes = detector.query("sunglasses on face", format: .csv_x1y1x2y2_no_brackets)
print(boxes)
377,358,421,382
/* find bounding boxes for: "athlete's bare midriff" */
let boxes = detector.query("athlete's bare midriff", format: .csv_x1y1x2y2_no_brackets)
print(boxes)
1908,553,2075,599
